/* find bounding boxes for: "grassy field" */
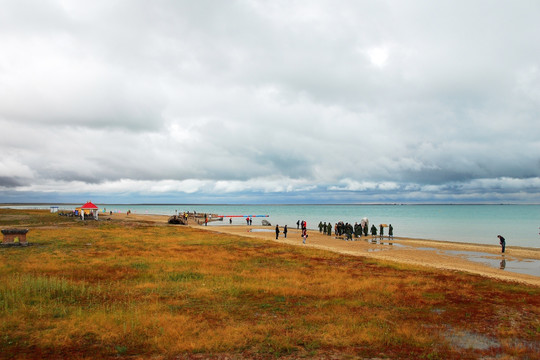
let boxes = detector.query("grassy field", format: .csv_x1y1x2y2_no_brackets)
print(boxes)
0,209,539,359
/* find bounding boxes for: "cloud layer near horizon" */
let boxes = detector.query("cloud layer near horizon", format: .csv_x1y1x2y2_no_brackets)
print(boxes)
1,0,540,203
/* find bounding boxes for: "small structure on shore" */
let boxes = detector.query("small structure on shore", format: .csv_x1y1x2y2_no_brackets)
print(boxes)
168,215,188,225
1,228,29,246
167,212,224,225
80,201,99,220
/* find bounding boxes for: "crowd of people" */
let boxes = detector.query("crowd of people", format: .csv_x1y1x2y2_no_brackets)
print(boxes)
247,217,396,245
273,219,395,243
317,221,394,241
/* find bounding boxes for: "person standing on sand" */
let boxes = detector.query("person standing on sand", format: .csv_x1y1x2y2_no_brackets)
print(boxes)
498,235,506,253
284,225,288,238
389,224,393,240
354,222,360,238
379,224,384,239
345,225,353,241
371,225,377,238
275,225,280,239
302,228,308,244
296,220,300,229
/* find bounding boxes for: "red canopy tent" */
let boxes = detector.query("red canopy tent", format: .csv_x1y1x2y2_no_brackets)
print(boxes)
80,201,99,220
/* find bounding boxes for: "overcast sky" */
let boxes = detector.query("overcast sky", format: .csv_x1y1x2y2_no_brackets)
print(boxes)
1,0,539,204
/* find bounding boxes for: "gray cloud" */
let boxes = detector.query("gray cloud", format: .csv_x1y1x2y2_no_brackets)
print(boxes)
0,177,25,188
1,0,539,203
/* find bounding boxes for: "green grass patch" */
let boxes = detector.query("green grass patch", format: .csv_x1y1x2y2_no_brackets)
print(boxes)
168,271,204,282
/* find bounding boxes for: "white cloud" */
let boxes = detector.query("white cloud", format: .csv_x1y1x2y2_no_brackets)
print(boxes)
367,46,389,68
1,0,539,203
328,179,400,192
0,158,34,181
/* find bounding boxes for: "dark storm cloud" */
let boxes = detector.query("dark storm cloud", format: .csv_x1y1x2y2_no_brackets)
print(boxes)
0,177,25,188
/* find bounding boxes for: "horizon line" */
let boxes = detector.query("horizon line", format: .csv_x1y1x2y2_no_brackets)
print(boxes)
2,202,539,206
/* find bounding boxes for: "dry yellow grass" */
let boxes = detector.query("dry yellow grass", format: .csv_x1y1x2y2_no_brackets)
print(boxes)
0,209,538,359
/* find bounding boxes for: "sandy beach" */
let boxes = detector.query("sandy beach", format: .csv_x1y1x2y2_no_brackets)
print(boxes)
106,212,540,287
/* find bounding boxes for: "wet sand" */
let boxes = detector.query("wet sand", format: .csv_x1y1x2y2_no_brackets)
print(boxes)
106,212,540,287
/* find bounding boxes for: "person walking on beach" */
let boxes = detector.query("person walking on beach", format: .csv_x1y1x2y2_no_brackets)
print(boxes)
379,224,384,239
318,221,323,233
498,235,506,253
275,225,280,239
284,225,288,238
327,222,332,236
296,220,300,229
302,228,308,244
389,224,393,240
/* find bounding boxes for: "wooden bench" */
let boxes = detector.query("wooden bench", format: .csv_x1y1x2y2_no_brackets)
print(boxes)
1,228,29,246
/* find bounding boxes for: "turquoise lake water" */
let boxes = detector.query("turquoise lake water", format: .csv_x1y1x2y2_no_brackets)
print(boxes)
4,204,540,248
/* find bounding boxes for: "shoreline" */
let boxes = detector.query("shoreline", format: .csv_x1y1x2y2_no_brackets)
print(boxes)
105,212,540,286
105,212,540,250
4,203,540,247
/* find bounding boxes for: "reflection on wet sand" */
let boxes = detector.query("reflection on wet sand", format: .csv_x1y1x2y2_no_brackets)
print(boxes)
355,240,539,277
443,250,540,276
401,247,539,277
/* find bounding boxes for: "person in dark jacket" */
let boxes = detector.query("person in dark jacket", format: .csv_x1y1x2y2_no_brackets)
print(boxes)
275,225,280,239
345,225,353,241
497,235,506,253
